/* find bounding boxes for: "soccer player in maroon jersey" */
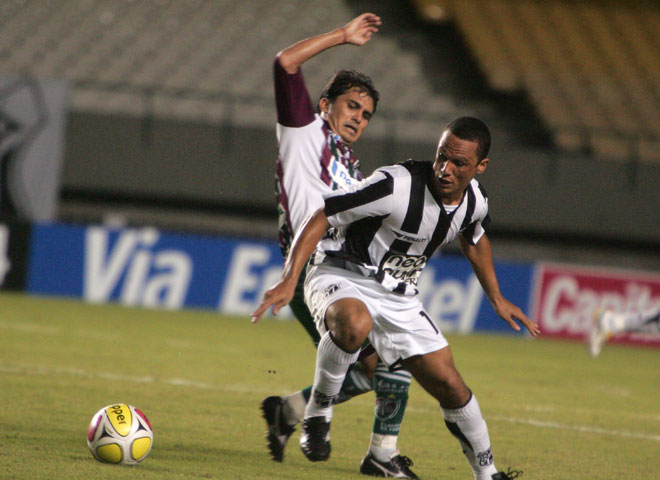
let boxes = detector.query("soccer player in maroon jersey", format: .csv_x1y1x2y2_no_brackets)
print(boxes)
260,13,419,478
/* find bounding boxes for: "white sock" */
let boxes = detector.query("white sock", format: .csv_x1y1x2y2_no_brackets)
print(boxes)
623,310,660,332
442,394,498,480
304,332,359,422
601,309,659,333
282,391,306,426
368,433,398,462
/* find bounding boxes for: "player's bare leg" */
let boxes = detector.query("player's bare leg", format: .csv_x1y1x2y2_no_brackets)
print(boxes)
589,307,660,357
403,348,522,480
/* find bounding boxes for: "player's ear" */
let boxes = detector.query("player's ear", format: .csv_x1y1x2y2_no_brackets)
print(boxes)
319,97,330,115
476,157,489,174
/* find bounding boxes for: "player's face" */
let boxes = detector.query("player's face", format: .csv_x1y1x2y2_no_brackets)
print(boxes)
320,87,374,144
432,131,488,205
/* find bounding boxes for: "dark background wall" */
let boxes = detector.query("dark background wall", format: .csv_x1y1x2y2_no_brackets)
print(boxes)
62,111,660,247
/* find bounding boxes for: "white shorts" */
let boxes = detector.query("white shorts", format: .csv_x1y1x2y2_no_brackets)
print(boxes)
304,264,449,368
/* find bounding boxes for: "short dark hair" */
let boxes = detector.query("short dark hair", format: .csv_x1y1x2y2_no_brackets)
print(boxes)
318,69,380,113
446,117,491,162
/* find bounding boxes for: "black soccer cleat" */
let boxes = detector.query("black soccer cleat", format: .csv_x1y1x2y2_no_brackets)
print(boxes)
260,396,296,462
299,416,331,462
492,468,523,479
360,452,420,478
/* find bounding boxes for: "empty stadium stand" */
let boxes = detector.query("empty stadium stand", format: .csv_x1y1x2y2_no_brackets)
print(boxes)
3,0,658,158
414,0,660,162
0,0,466,134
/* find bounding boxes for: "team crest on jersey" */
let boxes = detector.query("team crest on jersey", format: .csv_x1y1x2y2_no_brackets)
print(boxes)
380,253,428,285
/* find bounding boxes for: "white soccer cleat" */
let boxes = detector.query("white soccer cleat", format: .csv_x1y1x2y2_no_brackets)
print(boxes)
588,308,614,357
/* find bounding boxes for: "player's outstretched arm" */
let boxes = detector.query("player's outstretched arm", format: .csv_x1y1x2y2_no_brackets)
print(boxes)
460,235,540,336
277,12,381,74
251,208,331,323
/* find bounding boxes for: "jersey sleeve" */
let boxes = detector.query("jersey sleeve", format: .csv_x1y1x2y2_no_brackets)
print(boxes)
460,181,490,245
461,214,490,245
273,56,316,128
323,169,394,227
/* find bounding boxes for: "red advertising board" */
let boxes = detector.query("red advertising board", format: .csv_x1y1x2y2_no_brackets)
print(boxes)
532,263,660,348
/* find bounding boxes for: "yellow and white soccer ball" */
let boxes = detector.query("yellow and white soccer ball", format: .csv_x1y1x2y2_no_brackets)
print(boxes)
87,404,153,465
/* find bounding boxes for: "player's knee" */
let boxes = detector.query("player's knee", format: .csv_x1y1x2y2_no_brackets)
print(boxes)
326,301,372,352
337,319,371,351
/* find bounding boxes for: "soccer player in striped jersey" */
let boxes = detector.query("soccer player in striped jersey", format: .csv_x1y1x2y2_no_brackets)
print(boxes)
589,307,660,357
260,12,419,478
253,117,540,480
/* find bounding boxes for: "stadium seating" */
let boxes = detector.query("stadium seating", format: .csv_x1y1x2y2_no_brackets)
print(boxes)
2,0,658,162
0,0,470,142
421,0,660,162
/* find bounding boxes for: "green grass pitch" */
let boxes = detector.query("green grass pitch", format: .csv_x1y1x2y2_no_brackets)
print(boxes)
0,292,658,479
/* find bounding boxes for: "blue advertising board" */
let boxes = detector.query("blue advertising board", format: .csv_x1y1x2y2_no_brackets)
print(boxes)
26,222,534,334
418,253,534,333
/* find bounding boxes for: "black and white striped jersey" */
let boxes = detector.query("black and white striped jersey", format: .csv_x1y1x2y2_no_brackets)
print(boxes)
310,160,490,296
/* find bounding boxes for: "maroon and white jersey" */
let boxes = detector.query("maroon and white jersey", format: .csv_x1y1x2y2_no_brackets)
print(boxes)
274,57,363,257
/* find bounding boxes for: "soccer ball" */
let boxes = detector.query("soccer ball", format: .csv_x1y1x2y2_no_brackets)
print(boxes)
87,404,153,465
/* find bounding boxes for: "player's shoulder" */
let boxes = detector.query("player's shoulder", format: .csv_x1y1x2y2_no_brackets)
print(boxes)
377,159,432,178
277,113,324,133
469,178,488,200
468,179,489,218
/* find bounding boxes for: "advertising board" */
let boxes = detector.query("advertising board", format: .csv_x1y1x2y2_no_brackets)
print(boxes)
26,223,534,334
532,263,660,348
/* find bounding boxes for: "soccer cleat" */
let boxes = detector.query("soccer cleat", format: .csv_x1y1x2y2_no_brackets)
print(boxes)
588,308,614,357
299,416,331,461
359,452,420,478
260,396,296,462
492,468,523,479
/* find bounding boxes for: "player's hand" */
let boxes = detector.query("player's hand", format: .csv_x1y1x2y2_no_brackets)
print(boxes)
342,13,381,45
251,277,297,324
493,297,540,337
